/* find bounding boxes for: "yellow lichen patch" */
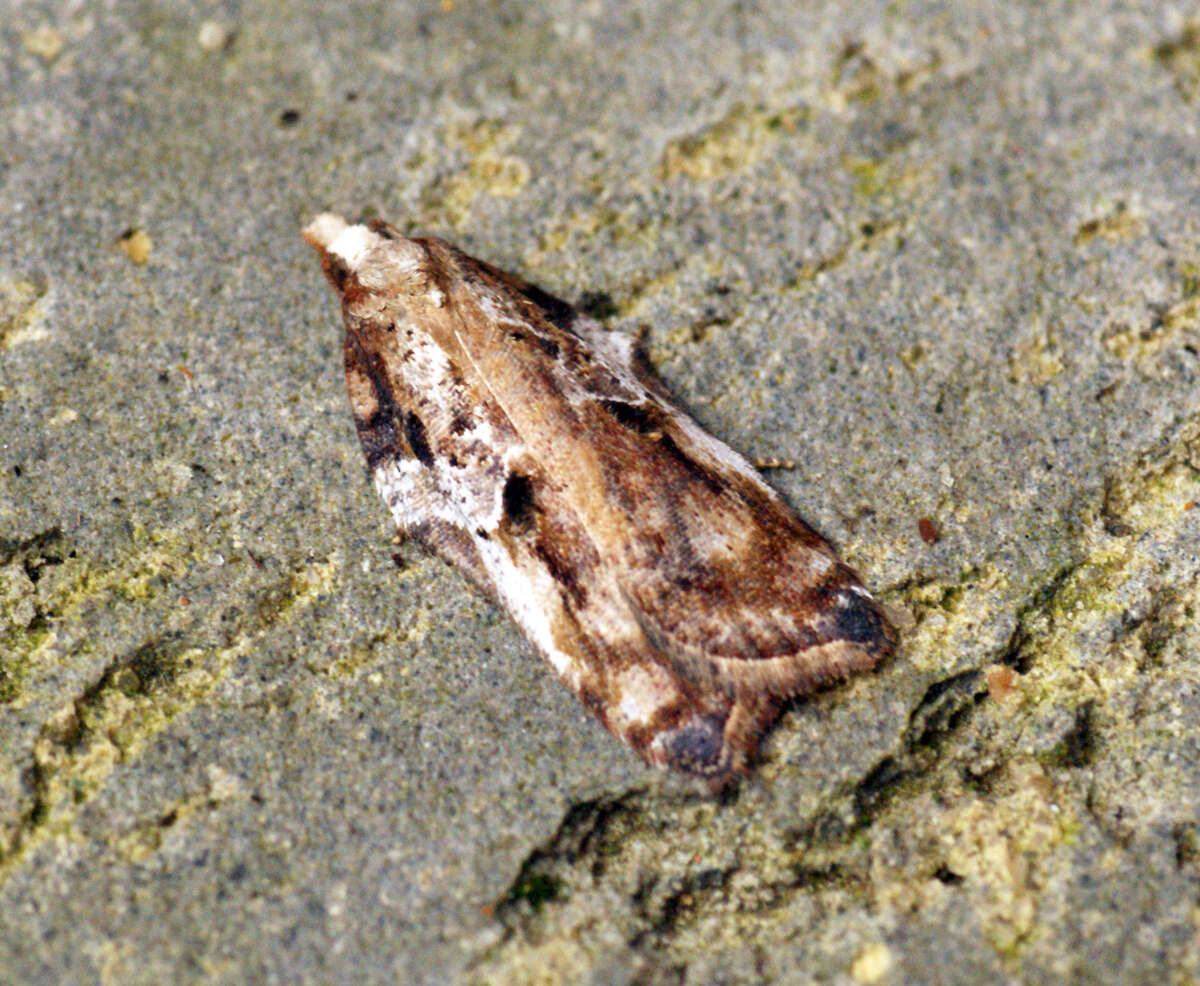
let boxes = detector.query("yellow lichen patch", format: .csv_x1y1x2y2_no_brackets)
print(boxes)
1100,320,1149,361
1105,461,1199,537
117,227,153,265
321,602,434,680
824,42,943,112
939,760,1070,952
445,118,509,156
288,551,341,602
866,755,1077,958
896,565,1009,675
425,120,531,228
1152,21,1200,100
473,937,611,986
842,157,925,211
22,25,64,62
851,942,895,983
828,45,884,109
898,342,926,370
1011,548,1135,712
479,154,530,197
901,422,1200,958
1101,291,1200,364
845,157,887,199
1100,417,1198,537
1009,417,1199,719
0,562,37,631
1161,293,1200,333
658,103,808,182
1073,202,1147,246
526,205,629,266
1007,319,1065,385
1180,261,1200,297
1,543,348,874
0,278,51,349
24,642,217,864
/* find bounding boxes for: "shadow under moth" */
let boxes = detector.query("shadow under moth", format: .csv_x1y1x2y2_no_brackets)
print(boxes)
303,213,896,786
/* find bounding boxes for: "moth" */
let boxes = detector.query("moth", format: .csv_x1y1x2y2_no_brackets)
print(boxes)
303,213,896,785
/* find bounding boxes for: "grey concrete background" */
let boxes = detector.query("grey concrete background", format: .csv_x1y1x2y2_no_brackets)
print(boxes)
2,2,1199,984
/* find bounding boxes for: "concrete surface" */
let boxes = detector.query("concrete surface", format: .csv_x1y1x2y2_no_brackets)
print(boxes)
1,1,1198,984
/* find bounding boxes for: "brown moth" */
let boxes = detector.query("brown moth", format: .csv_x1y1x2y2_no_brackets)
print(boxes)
303,214,896,785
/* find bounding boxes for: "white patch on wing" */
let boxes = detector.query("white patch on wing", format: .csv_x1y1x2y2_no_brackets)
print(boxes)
398,335,455,396
612,664,673,728
366,326,512,542
312,216,435,297
570,317,637,373
362,239,432,294
669,408,770,486
804,550,832,578
473,292,544,345
473,535,581,689
303,212,348,250
374,456,492,532
327,224,379,269
437,458,504,530
373,458,429,526
374,457,579,688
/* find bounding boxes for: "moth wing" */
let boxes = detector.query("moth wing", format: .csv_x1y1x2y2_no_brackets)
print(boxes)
512,298,895,700
517,302,896,696
313,221,897,779
614,457,895,702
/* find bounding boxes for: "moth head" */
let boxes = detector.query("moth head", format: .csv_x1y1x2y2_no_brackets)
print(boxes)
303,213,435,298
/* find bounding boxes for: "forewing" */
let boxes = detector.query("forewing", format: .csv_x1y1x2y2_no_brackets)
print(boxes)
437,242,897,699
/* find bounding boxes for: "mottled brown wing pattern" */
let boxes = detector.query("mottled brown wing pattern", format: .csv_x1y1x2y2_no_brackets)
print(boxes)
304,214,896,785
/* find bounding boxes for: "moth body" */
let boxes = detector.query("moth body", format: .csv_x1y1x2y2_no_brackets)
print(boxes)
304,213,896,785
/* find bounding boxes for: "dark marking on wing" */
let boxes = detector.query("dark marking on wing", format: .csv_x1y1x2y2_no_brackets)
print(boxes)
532,536,588,608
509,327,561,360
404,412,435,467
518,283,576,332
323,254,352,294
366,219,401,240
830,591,891,650
357,409,402,469
659,715,726,775
600,399,663,436
345,344,407,469
501,472,536,533
653,433,727,496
